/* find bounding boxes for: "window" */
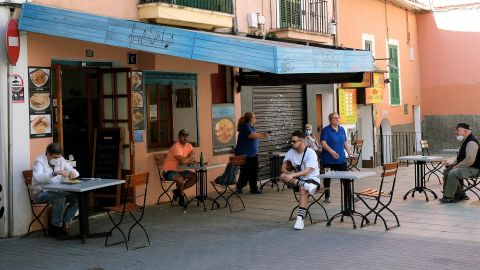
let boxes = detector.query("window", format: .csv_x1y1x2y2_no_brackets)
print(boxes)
145,72,198,149
364,40,372,52
388,44,400,105
146,84,173,148
279,0,301,29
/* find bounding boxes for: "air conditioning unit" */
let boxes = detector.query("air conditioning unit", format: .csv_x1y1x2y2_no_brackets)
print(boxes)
257,15,266,26
247,13,258,28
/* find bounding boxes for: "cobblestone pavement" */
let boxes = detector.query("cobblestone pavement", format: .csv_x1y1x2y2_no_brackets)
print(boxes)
2,164,480,270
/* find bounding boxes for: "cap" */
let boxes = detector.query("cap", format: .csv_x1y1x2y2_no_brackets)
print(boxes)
456,123,471,130
178,128,189,136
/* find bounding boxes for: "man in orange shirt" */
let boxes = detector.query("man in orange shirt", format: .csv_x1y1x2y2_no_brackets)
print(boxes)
163,129,197,206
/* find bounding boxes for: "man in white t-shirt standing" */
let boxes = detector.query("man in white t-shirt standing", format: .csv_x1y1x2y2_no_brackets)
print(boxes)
280,130,322,230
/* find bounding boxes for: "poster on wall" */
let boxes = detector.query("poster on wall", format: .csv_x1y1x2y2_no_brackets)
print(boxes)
212,104,236,155
30,114,52,138
28,67,51,90
338,88,357,124
10,74,24,103
131,71,145,130
28,67,52,138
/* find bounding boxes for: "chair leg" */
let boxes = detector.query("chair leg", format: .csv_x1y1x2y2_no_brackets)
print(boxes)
105,211,128,250
127,211,150,248
27,205,49,237
210,182,229,211
306,192,329,221
157,182,175,207
225,185,246,212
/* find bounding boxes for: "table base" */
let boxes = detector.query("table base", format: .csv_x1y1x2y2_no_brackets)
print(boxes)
326,210,369,230
403,187,438,202
183,195,219,212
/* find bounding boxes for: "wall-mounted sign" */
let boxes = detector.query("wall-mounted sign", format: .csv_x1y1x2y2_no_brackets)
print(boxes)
10,74,24,103
365,87,384,104
6,19,20,65
212,104,236,155
85,49,94,57
131,71,144,130
341,72,372,88
338,88,357,124
373,72,385,88
28,67,52,138
128,53,137,64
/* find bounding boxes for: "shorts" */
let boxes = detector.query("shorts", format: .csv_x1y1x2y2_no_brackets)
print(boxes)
293,179,320,192
164,170,192,181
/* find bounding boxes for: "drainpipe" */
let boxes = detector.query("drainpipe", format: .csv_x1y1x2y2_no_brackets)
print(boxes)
332,0,338,46
232,0,239,34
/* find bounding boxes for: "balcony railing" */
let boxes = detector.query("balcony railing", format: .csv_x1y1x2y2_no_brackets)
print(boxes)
278,0,329,34
140,0,233,14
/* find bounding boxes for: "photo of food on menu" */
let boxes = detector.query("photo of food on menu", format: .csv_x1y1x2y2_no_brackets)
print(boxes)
28,68,51,89
30,114,51,136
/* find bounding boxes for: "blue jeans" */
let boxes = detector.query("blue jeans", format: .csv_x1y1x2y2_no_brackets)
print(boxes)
34,191,78,227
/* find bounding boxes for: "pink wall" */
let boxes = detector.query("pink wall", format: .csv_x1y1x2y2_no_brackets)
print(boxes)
338,0,422,127
27,33,238,205
417,11,480,115
33,0,140,20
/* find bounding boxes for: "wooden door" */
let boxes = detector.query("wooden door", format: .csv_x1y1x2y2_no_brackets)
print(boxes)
52,64,64,146
98,68,134,175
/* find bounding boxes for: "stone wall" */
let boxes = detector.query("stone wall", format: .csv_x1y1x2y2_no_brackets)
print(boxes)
422,115,480,154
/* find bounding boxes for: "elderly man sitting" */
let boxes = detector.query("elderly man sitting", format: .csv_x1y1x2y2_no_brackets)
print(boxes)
441,123,480,203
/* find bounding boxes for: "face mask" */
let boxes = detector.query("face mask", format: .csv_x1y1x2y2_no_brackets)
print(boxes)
456,135,464,142
305,130,312,136
49,158,60,166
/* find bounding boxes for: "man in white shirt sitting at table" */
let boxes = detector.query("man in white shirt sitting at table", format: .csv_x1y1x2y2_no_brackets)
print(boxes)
32,143,80,239
279,130,323,230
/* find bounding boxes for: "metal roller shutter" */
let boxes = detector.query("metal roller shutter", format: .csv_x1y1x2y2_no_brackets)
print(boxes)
252,85,306,182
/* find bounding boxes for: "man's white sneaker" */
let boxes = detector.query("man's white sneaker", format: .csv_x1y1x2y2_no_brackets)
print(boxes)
304,183,317,195
293,216,304,230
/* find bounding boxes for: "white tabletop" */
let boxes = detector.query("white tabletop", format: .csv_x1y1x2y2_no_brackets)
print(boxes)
397,155,444,162
317,171,376,180
41,178,125,193
178,162,225,171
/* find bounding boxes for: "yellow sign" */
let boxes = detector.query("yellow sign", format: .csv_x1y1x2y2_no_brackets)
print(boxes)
338,88,357,124
365,87,384,104
341,72,372,88
373,72,385,88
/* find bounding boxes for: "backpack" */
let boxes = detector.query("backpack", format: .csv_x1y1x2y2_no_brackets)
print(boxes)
214,162,239,185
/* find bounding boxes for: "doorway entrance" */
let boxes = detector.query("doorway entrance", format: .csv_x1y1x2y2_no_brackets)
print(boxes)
52,63,135,178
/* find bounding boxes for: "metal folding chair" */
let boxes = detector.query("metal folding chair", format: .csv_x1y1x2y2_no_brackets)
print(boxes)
421,140,443,184
355,162,400,231
23,170,50,237
288,187,329,224
347,140,363,171
211,156,246,213
155,153,183,206
104,172,150,250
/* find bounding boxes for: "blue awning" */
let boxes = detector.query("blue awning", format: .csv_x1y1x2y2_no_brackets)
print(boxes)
19,3,374,74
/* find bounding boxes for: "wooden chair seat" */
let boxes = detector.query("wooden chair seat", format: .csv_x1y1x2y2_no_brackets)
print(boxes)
104,203,141,213
355,188,390,197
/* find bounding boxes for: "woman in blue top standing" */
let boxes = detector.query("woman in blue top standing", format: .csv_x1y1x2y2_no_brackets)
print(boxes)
320,112,354,203
235,112,270,194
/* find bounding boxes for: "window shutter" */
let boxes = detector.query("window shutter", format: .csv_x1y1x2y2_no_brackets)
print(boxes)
389,45,400,105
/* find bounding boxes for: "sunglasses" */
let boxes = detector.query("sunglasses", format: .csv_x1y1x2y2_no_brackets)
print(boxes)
290,139,301,144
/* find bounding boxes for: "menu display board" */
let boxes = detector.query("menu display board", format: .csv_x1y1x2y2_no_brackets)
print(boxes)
28,67,52,138
92,128,123,179
131,71,145,130
338,88,357,124
212,104,236,155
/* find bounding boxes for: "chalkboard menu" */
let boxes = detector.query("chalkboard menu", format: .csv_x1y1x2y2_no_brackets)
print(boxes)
92,128,123,179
